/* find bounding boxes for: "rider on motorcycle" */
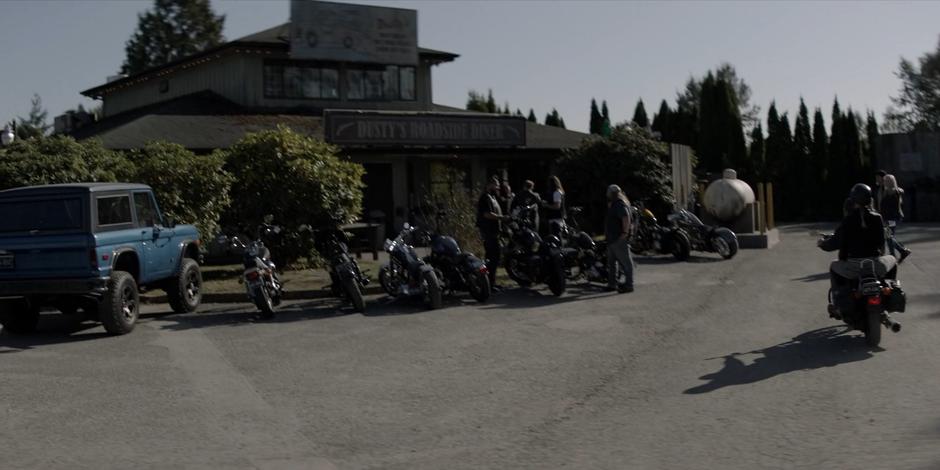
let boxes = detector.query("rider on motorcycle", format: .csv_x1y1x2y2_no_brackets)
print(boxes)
819,183,898,317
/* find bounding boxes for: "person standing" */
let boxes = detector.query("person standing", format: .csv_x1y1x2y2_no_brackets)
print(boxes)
499,180,514,215
542,176,566,237
477,176,507,289
510,180,541,230
605,184,634,293
881,174,911,263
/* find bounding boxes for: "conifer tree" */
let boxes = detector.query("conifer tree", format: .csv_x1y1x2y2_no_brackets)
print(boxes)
632,99,649,128
749,124,765,181
651,100,672,140
811,108,830,218
590,99,601,134
122,0,225,75
527,109,537,123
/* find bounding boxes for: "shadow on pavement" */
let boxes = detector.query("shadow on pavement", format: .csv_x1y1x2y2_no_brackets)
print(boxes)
477,283,615,310
684,326,878,394
792,272,830,282
0,314,111,352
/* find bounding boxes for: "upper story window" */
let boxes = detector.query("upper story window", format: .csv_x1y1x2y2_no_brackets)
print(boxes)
347,65,416,101
264,62,339,100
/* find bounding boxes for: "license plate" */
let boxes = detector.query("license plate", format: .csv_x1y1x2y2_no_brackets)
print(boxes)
0,254,13,269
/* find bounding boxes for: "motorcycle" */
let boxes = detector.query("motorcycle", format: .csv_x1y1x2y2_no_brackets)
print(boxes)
630,204,692,261
502,204,567,296
315,228,369,313
378,223,444,310
557,206,603,281
239,223,284,318
667,209,739,259
425,231,491,303
818,233,906,347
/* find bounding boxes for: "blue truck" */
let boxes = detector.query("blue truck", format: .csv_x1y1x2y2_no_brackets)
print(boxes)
0,183,203,335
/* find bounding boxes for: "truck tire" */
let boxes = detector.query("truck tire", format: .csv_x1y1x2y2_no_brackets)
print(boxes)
99,271,139,335
0,298,41,335
167,258,202,313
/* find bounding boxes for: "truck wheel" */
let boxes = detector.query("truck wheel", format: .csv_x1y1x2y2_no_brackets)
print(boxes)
99,271,139,335
0,299,41,335
167,258,202,313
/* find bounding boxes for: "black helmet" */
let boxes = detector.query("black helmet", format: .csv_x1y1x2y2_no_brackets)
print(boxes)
849,183,873,207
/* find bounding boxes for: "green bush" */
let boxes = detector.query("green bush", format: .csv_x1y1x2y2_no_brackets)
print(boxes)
127,141,233,238
223,126,365,266
418,168,483,256
0,136,132,189
558,126,674,234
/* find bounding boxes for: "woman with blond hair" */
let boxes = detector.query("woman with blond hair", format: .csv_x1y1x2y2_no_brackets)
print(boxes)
881,174,911,263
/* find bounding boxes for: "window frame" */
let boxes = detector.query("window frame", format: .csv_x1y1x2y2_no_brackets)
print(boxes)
94,193,136,232
262,59,341,101
133,191,163,228
345,64,417,102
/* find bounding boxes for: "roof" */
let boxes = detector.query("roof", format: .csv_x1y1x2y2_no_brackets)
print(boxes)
82,22,458,98
1,183,151,195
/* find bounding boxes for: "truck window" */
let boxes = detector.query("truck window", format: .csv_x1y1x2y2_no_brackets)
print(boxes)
0,198,83,233
133,192,160,227
97,195,133,227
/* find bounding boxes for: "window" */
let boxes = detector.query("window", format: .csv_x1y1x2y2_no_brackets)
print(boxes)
0,199,82,233
346,65,416,101
133,193,160,227
97,195,133,227
263,62,339,100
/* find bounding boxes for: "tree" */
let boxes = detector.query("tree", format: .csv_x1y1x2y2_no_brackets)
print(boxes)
791,99,813,218
676,63,760,132
466,90,488,112
122,0,225,75
885,35,940,132
590,99,602,134
601,101,610,124
811,108,830,218
695,76,746,175
601,101,611,136
651,100,672,140
545,109,565,128
558,126,675,233
632,99,649,128
865,111,880,172
527,109,537,123
486,90,497,114
16,94,50,140
223,127,365,266
748,124,765,182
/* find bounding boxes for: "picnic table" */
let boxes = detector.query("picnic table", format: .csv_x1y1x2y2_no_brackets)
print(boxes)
340,222,385,260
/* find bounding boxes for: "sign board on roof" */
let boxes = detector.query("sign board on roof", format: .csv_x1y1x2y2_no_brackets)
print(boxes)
290,0,418,65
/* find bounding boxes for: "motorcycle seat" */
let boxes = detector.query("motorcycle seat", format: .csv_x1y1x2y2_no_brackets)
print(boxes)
830,256,897,280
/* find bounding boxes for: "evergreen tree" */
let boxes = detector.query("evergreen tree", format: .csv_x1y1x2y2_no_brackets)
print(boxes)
122,0,225,75
527,109,537,123
466,90,488,112
544,109,566,128
651,100,672,141
632,99,650,128
749,124,765,182
865,111,880,172
601,101,610,124
559,117,566,129
764,102,787,192
486,90,497,114
545,112,555,127
844,108,863,186
811,108,830,218
16,93,50,140
791,99,813,218
696,75,747,174
590,98,601,134
828,99,848,209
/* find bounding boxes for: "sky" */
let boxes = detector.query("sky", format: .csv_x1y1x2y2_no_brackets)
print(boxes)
1,0,939,133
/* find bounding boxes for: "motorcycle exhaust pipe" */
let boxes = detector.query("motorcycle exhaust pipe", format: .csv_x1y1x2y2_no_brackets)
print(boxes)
881,313,902,333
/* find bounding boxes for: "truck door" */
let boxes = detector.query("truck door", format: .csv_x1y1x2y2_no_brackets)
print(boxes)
134,192,175,280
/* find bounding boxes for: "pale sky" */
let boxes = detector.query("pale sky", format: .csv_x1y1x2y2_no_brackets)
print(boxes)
1,0,939,133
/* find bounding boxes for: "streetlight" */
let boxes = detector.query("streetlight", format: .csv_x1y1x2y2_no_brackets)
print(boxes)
0,123,14,146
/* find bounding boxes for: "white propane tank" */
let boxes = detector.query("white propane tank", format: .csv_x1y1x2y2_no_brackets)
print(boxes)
703,169,755,222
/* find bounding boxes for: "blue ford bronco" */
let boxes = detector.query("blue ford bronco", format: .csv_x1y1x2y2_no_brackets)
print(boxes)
0,183,203,335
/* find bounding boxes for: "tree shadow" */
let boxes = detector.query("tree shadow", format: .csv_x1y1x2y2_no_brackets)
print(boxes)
792,272,830,282
684,326,878,395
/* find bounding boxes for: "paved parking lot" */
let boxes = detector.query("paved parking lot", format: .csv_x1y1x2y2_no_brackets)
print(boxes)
2,225,939,469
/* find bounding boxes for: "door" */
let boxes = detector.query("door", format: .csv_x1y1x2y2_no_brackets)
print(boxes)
134,192,175,281
362,164,395,235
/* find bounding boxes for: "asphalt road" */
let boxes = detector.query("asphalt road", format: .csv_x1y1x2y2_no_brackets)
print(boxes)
2,224,939,470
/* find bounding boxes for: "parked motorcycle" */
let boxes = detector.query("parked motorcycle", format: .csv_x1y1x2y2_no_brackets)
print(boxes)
239,223,284,318
502,204,567,296
630,204,691,261
425,231,491,303
667,209,739,259
315,228,369,313
818,233,906,347
557,206,601,280
379,223,443,310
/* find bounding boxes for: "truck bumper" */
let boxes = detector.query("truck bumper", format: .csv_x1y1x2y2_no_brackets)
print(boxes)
0,277,110,298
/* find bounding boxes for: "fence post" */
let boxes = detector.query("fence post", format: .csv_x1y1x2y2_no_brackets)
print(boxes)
757,183,767,234
766,182,775,230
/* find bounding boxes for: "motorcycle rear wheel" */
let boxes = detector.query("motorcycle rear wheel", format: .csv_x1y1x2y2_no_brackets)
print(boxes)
548,261,566,297
713,230,739,260
424,271,443,310
671,230,692,261
865,310,882,347
467,271,491,303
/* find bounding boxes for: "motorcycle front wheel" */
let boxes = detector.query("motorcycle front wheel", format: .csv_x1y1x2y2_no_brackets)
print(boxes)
254,284,275,319
342,276,366,313
713,229,739,260
424,271,443,310
670,230,692,261
547,258,566,297
467,270,491,303
378,265,398,297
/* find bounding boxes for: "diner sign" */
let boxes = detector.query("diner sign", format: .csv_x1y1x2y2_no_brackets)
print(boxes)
324,111,527,147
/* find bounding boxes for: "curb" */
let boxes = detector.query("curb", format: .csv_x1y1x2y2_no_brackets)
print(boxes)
141,286,386,304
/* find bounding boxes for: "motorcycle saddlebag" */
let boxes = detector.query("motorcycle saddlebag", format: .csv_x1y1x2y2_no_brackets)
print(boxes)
884,279,906,313
830,287,855,315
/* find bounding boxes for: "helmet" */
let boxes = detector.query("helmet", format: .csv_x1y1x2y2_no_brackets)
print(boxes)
849,183,873,207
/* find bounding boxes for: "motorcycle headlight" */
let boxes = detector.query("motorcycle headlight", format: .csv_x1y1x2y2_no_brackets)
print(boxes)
384,239,394,251
531,240,540,252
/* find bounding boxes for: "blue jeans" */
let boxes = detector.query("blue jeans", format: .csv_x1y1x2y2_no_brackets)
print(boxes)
886,221,906,256
607,238,634,288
